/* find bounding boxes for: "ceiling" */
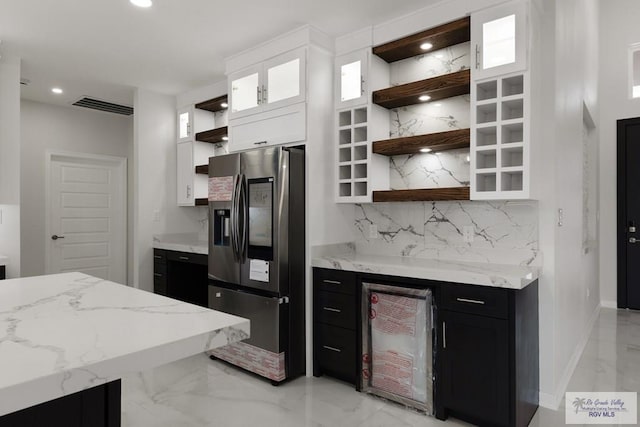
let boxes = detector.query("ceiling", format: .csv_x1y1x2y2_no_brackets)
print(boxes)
0,0,437,109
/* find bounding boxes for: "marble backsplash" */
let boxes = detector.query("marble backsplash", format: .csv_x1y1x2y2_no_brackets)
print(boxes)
354,201,540,266
390,149,470,190
389,41,470,86
389,95,470,138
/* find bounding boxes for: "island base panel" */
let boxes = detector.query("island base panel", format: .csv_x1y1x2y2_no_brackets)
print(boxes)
0,380,121,427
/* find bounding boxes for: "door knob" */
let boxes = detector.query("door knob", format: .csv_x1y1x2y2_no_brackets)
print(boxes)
51,235,65,240
630,237,637,244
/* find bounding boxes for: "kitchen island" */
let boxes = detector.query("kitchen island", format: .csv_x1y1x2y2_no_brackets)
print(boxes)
0,272,249,426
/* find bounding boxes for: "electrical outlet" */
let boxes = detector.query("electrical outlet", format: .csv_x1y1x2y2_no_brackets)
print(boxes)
463,226,474,243
369,223,379,239
153,210,160,222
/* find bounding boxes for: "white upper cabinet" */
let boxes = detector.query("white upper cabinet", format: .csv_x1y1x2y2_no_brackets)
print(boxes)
335,50,368,108
177,106,193,143
471,1,527,80
228,47,306,120
176,141,194,206
229,66,261,116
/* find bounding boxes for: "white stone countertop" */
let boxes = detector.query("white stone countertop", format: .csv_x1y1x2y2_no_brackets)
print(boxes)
0,272,249,416
312,252,539,290
153,233,208,255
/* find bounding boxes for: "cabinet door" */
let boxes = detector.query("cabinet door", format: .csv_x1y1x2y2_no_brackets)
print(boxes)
177,141,194,206
472,1,527,80
263,47,306,112
228,65,262,119
335,50,368,108
177,106,193,143
441,310,509,426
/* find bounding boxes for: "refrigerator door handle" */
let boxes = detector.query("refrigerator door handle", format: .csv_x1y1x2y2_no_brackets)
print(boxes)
239,174,248,262
230,174,240,262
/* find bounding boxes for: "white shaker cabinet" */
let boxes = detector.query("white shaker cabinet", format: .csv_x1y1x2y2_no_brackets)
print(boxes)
228,47,306,120
471,1,527,81
176,141,194,206
335,50,368,109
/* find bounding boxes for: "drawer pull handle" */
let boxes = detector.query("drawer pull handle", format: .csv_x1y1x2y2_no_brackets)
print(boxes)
178,256,190,261
323,345,341,353
323,280,341,285
322,307,341,313
443,321,447,349
456,297,485,305
154,255,162,259
154,273,163,277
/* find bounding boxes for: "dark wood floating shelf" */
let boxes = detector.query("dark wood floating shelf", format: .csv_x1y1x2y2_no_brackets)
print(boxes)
373,69,470,109
195,164,208,175
373,187,470,202
373,17,471,63
373,128,470,156
195,198,208,206
195,95,228,113
196,126,228,144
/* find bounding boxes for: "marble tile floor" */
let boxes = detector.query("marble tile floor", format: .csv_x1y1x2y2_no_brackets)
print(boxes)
121,308,640,427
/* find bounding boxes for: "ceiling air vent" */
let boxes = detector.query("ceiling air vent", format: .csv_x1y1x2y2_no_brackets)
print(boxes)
72,97,134,116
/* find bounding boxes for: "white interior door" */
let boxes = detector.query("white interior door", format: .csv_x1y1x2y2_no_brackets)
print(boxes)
47,153,126,284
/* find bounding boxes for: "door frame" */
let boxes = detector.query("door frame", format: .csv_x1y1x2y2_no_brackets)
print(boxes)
45,150,127,281
617,117,640,308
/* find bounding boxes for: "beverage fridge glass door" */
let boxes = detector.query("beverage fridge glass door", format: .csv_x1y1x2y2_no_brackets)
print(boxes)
209,153,241,284
361,282,433,414
239,147,289,295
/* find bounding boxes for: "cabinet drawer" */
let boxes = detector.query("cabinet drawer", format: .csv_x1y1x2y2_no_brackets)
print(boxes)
316,324,356,382
153,249,167,264
154,263,167,278
315,291,356,330
313,268,356,295
154,276,167,296
166,251,207,266
441,283,508,319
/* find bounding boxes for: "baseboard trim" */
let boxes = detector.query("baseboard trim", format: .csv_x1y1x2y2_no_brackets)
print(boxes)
538,304,601,410
601,300,617,309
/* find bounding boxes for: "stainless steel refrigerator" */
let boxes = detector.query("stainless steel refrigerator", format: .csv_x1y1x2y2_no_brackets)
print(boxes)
207,146,305,384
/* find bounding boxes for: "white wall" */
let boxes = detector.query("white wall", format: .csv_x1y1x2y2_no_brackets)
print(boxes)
0,57,21,278
535,0,601,408
19,100,133,280
133,89,205,292
599,0,640,307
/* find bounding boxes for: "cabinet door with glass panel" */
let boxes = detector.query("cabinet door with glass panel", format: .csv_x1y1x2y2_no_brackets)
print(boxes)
177,106,193,143
335,50,368,109
228,48,306,120
471,1,527,81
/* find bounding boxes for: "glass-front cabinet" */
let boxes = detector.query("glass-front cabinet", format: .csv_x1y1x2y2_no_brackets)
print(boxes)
228,47,306,120
335,50,368,108
177,107,193,143
471,1,527,81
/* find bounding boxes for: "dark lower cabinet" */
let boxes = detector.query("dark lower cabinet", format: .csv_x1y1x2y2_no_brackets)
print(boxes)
153,249,208,307
0,265,5,280
311,267,539,427
440,310,509,426
313,268,358,385
438,281,539,427
0,380,120,427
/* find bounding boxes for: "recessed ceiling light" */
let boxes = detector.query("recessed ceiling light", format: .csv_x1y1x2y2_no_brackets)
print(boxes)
466,155,471,162
420,42,433,51
51,87,63,94
130,0,152,7
221,102,228,108
419,148,432,153
419,95,431,102
222,136,229,141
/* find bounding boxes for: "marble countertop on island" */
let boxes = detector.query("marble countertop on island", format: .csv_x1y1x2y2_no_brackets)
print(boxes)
312,251,538,290
153,233,208,255
0,272,249,416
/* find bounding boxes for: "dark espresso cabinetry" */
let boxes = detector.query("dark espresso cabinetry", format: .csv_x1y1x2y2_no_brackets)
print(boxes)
153,249,208,307
312,267,539,427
